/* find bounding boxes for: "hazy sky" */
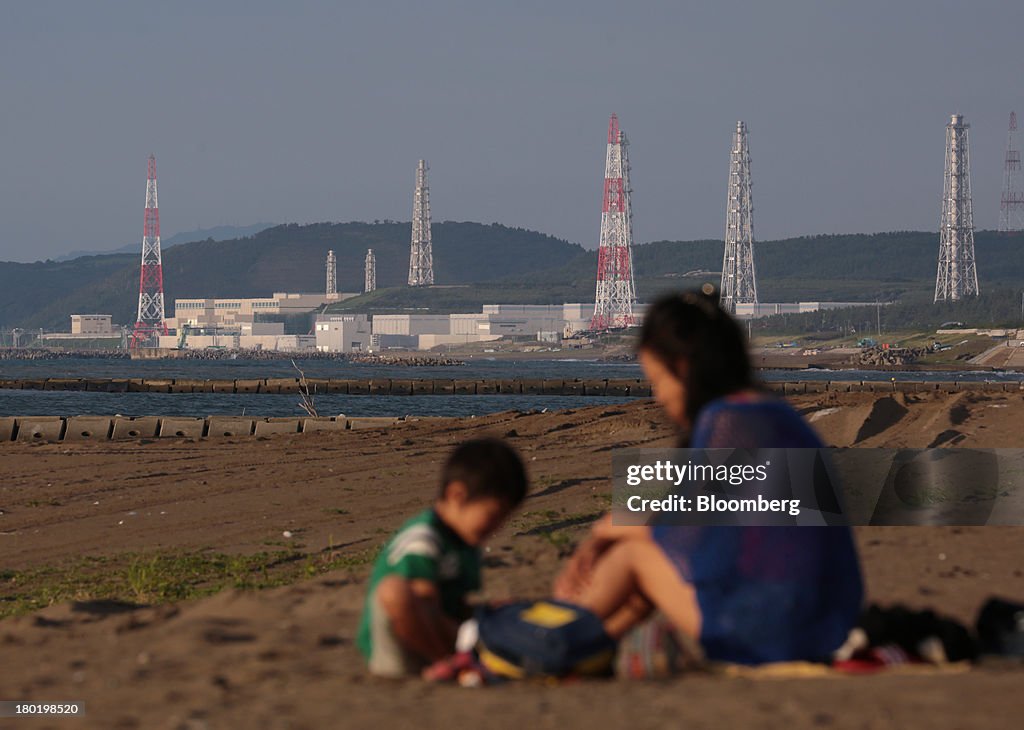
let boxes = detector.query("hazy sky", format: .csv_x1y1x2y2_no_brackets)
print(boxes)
2,0,1023,262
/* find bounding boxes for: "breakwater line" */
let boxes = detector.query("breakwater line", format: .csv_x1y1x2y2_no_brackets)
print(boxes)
0,377,652,396
0,414,420,443
1,377,1023,396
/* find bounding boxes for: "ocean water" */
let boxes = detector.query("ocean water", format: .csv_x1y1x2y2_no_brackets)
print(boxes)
0,357,1019,418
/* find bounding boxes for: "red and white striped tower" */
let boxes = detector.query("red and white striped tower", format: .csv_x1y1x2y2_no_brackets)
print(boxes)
129,154,169,348
590,114,637,330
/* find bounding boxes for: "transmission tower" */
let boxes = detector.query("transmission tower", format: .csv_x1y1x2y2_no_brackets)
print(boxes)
365,248,376,293
130,154,169,348
1000,111,1024,233
719,121,758,314
590,114,637,330
408,160,434,286
935,114,980,302
326,249,337,297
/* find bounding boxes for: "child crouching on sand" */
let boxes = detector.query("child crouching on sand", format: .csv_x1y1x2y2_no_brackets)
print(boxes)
356,438,528,677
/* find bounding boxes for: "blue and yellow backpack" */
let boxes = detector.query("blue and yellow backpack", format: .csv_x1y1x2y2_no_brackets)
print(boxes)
474,600,616,678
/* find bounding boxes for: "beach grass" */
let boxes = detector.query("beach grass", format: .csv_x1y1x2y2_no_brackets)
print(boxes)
0,545,381,620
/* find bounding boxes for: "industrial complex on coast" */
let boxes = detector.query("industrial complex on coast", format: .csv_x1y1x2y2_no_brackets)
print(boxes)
33,110,1021,356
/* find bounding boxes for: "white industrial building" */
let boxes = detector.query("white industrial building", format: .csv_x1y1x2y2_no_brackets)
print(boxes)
733,302,876,319
367,303,606,351
157,321,316,351
71,314,115,334
166,291,358,331
315,314,372,353
38,314,122,342
371,314,452,336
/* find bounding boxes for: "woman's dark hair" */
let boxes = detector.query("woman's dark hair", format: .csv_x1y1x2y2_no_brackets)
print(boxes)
638,286,756,437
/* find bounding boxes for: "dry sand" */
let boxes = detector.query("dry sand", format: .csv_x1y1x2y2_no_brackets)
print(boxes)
2,390,1024,729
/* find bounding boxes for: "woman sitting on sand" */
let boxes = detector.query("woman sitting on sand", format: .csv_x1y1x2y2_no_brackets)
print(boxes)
554,289,864,665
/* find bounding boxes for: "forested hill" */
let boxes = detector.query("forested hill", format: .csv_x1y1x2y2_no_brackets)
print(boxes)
2,226,1022,331
329,230,1024,316
632,231,1024,302
0,222,586,330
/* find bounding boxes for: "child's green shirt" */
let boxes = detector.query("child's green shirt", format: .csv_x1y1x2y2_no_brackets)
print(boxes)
356,508,481,659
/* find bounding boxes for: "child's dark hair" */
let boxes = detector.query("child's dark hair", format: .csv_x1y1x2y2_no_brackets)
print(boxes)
440,438,528,506
638,286,756,431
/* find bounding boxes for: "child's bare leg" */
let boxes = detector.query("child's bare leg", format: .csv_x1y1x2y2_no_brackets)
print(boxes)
375,576,458,664
574,538,701,640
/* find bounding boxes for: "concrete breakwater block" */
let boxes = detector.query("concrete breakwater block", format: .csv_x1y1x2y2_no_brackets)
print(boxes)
389,379,414,395
520,380,545,395
497,380,521,394
300,417,348,433
605,380,632,397
349,417,402,430
326,380,351,394
264,378,300,394
562,379,583,396
893,381,928,393
112,416,161,439
234,379,262,394
211,381,236,393
476,380,497,395
434,381,456,395
840,382,872,392
603,379,652,397
868,381,898,393
348,380,370,395
542,379,565,395
206,417,256,437
158,417,205,439
453,380,477,395
86,379,129,392
0,417,16,441
411,380,433,395
44,379,86,391
64,417,113,441
303,378,328,394
255,418,301,436
977,382,1008,392
582,380,607,396
144,380,173,393
16,418,65,442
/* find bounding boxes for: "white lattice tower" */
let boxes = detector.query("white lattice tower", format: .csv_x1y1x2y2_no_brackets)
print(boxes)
365,248,376,293
935,114,980,301
408,160,434,286
720,121,758,314
326,249,337,297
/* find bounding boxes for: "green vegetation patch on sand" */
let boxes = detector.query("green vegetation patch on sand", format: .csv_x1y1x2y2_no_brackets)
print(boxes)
0,545,381,620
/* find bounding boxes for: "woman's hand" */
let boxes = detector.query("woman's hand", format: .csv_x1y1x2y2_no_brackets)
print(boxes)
553,534,608,601
553,514,652,602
